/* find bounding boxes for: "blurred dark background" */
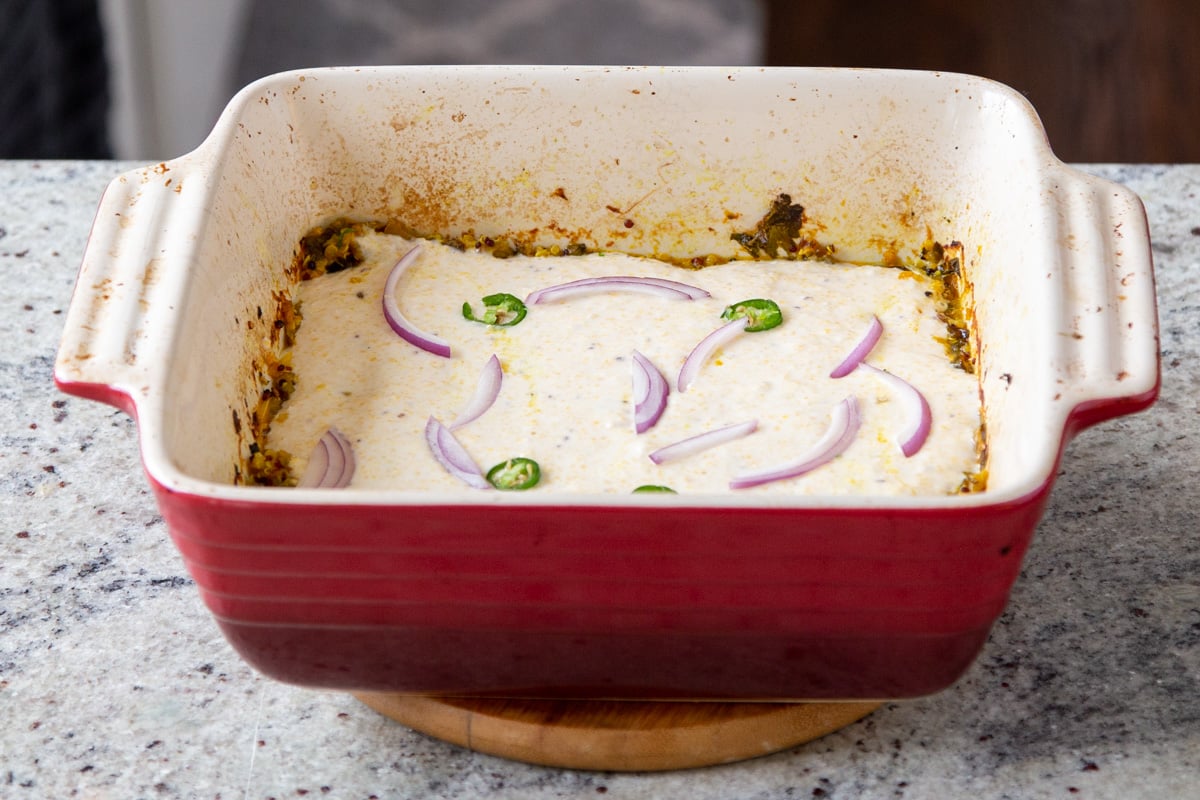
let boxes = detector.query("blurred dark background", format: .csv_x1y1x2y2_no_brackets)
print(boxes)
764,0,1200,163
1,0,1197,162
0,1,113,158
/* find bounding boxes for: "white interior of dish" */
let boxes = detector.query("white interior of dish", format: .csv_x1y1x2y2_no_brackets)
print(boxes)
133,66,1154,506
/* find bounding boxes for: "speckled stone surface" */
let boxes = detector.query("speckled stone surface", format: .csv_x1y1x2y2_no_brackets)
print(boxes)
1,161,1197,799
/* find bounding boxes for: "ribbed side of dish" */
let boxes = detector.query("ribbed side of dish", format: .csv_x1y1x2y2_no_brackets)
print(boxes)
156,479,1053,698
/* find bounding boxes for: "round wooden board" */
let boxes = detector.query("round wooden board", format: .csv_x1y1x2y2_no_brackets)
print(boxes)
353,693,881,772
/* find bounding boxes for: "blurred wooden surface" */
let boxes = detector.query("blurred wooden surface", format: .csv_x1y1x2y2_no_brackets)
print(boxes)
354,693,881,771
764,0,1200,162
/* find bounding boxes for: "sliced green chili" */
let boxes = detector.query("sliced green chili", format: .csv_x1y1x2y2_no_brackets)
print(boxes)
720,298,783,332
463,293,528,326
486,457,541,490
633,484,676,494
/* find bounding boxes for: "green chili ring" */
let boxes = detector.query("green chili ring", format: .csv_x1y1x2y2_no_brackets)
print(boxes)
486,457,541,490
463,292,528,326
632,484,676,494
720,298,783,332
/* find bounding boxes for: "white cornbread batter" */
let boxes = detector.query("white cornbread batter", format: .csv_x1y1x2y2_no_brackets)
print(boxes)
267,232,981,495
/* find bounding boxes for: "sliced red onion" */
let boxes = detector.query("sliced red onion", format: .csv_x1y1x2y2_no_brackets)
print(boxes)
631,350,669,434
859,364,932,457
729,396,861,489
649,419,758,465
424,416,490,489
449,354,503,430
526,276,709,305
830,315,883,378
677,317,749,392
382,244,452,357
298,427,356,488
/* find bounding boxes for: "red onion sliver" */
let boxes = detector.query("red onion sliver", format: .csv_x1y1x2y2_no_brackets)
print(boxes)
424,416,490,489
859,364,932,457
830,315,883,378
298,435,330,488
298,427,356,488
526,276,709,305
677,317,749,392
649,419,758,465
729,397,861,489
382,244,452,358
631,350,669,434
449,354,503,430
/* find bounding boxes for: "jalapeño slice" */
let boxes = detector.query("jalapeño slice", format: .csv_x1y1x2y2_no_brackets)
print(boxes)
486,457,541,490
463,293,528,326
720,298,783,332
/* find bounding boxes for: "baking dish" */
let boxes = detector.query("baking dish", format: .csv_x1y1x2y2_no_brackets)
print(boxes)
55,66,1158,700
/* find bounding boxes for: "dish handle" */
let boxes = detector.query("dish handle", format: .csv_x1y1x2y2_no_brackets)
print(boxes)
1053,172,1161,438
54,164,193,416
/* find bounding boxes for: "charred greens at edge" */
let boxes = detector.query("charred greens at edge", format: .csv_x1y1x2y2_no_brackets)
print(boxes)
730,194,836,261
298,219,374,279
236,290,302,486
916,237,974,374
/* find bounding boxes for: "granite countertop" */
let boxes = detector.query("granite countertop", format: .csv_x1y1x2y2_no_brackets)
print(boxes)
2,161,1197,799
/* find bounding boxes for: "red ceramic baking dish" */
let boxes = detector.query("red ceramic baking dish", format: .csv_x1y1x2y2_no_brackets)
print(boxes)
55,66,1158,700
